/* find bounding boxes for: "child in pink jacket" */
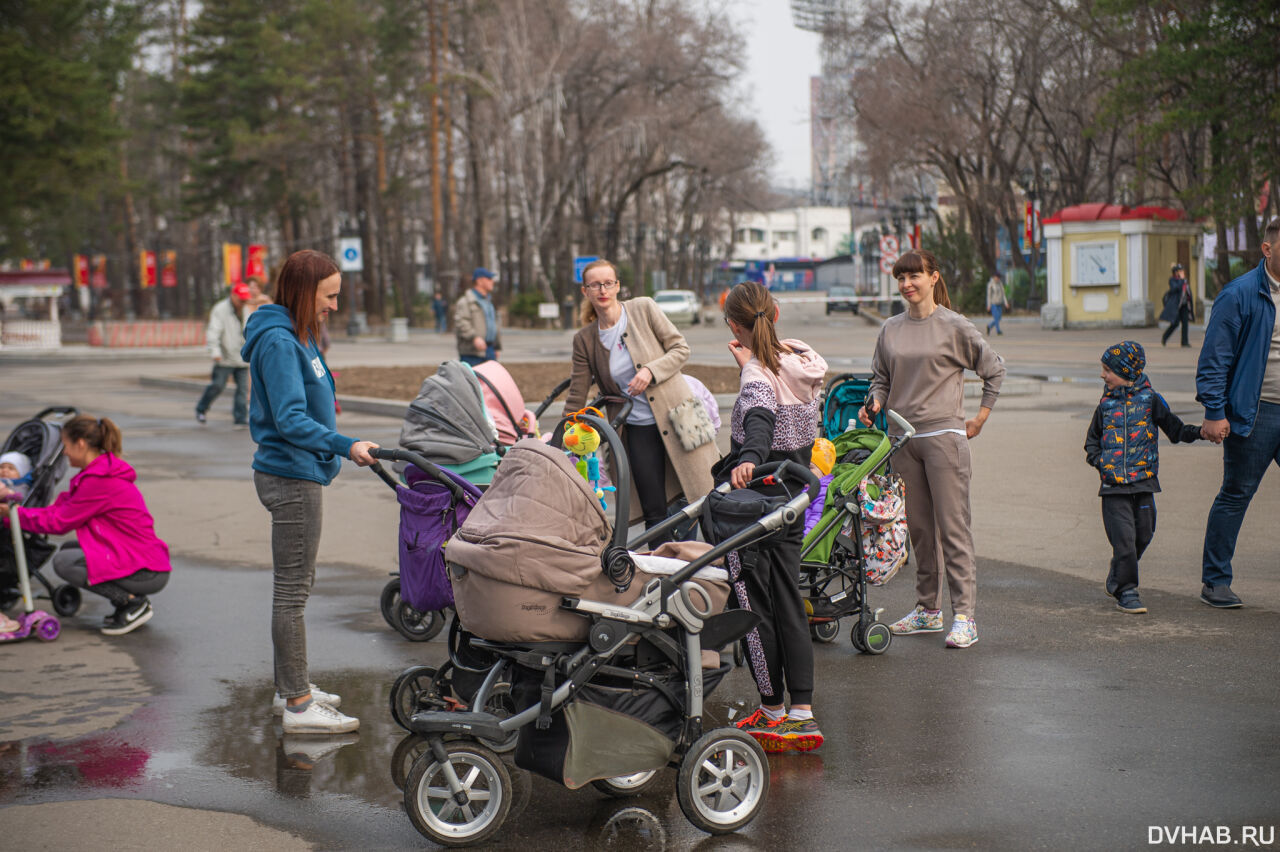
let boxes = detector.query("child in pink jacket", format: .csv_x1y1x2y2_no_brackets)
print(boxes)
1,415,169,636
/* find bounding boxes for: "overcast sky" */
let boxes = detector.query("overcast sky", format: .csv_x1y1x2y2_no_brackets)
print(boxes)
732,0,823,190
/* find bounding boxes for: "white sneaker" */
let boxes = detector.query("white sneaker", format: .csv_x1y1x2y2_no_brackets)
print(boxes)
281,733,359,763
273,684,341,714
281,700,359,734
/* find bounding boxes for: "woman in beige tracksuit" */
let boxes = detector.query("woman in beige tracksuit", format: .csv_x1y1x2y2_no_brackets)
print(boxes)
862,250,1005,649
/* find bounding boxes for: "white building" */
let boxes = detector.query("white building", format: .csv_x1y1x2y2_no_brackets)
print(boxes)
729,206,852,261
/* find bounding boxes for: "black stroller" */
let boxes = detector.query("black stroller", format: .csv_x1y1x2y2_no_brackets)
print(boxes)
1,407,81,620
382,414,820,846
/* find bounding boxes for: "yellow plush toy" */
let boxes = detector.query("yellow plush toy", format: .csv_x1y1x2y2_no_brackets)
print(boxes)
562,422,600,456
811,437,836,476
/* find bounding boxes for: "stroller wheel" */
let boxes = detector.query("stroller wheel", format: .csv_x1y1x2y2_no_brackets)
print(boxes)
393,600,446,642
391,734,431,791
52,584,81,617
405,741,511,847
591,768,663,798
390,665,442,731
810,619,840,644
857,621,892,655
677,728,768,834
379,578,401,628
477,683,519,754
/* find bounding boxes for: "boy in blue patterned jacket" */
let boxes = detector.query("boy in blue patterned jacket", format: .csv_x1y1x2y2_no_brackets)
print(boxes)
1084,341,1204,613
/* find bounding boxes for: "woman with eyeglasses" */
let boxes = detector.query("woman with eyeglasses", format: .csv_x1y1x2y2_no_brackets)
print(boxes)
564,259,718,539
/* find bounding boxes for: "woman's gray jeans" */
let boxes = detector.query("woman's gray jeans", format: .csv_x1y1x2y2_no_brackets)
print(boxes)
254,470,323,700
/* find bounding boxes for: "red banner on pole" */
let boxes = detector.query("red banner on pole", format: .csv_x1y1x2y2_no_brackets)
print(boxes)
140,250,157,288
223,243,243,286
161,250,178,287
246,244,267,280
19,259,33,270
92,255,107,289
1024,202,1033,248
74,254,90,287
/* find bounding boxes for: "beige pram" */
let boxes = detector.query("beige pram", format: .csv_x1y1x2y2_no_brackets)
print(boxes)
387,413,820,847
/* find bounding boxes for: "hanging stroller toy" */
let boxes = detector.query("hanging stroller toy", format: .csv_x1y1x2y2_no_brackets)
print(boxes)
562,408,615,511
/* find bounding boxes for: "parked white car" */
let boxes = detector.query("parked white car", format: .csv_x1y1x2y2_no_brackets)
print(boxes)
653,289,701,325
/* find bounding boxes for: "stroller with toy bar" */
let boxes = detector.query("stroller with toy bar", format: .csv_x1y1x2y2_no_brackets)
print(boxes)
380,413,820,846
799,407,916,652
1,407,79,643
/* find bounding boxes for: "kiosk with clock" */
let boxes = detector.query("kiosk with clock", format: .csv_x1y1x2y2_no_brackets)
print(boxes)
1039,203,1202,329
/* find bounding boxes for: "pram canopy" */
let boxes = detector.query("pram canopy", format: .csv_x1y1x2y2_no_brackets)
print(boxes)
399,360,500,466
472,361,538,445
2,411,71,508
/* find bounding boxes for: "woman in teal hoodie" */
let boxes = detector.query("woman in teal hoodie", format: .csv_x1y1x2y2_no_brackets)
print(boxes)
241,249,378,735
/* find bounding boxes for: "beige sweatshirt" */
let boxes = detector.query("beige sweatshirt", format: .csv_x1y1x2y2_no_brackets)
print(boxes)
869,306,1006,434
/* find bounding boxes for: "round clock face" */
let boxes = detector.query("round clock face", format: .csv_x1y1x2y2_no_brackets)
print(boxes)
1075,242,1118,286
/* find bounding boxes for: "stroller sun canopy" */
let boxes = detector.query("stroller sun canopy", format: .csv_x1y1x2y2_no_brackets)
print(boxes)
399,360,499,465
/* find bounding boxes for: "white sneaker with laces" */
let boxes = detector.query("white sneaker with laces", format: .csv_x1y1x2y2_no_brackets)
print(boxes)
273,684,341,714
281,701,359,734
945,615,979,649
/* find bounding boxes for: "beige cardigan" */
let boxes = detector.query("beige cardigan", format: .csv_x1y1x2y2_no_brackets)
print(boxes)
566,298,718,518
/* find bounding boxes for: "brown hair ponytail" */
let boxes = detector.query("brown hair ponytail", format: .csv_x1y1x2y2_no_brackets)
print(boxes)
724,281,785,373
891,249,951,309
63,415,123,456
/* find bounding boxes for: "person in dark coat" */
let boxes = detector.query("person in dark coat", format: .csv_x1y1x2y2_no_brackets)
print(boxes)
1160,263,1194,347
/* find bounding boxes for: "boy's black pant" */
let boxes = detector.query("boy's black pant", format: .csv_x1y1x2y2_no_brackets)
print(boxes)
1101,493,1156,596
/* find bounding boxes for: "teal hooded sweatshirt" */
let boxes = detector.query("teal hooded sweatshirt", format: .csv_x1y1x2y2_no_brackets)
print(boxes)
241,304,356,485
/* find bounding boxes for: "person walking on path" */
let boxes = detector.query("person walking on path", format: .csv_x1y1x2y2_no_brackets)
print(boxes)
1195,217,1280,609
985,273,1008,335
722,281,828,753
565,259,717,537
431,292,448,334
862,249,1005,649
242,249,379,734
1085,341,1204,615
454,267,501,365
1,415,170,636
1160,263,1194,348
196,282,251,425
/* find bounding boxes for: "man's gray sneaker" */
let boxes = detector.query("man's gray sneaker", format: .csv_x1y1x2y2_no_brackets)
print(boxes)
1200,584,1242,608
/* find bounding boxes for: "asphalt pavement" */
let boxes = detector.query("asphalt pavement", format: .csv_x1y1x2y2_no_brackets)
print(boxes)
2,299,1277,850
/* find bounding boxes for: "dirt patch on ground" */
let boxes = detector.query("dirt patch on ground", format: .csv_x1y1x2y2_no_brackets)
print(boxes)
329,361,748,403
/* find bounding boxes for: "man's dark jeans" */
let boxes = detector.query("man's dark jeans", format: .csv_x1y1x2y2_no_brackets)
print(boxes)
197,364,248,423
1202,400,1280,586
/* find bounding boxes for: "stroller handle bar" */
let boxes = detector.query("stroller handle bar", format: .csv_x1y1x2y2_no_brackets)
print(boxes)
33,406,79,421
885,408,916,439
368,448,468,500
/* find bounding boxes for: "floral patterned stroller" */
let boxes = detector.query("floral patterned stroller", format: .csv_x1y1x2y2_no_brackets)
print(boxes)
799,408,916,653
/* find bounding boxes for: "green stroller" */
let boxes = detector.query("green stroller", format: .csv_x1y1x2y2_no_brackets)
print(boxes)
799,409,915,653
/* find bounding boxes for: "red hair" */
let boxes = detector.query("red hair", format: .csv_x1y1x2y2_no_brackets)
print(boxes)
275,250,339,342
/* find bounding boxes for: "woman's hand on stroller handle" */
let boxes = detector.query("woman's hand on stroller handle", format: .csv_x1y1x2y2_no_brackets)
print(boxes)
739,459,820,501
350,441,380,466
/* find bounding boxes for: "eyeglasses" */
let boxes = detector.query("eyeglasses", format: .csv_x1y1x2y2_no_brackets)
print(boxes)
583,280,619,292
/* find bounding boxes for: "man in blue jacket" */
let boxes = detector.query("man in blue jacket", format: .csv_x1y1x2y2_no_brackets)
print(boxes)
1195,217,1280,608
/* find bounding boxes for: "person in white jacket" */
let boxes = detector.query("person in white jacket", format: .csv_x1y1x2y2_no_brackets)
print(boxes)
196,282,251,425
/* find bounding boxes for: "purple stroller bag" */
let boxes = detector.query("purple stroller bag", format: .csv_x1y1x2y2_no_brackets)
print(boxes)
398,465,483,613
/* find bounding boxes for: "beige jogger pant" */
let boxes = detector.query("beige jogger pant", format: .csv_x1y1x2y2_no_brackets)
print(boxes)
892,431,978,618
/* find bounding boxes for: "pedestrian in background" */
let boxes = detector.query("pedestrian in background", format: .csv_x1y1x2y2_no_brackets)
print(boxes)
196,282,250,425
985,273,1008,335
1195,217,1280,609
431,292,448,334
1160,263,1194,347
243,273,272,326
454,267,501,365
1085,341,1204,614
863,249,1005,649
242,249,379,734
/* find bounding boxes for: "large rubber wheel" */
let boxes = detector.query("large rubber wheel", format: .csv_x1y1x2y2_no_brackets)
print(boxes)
392,600,445,642
52,584,81,617
850,624,866,652
404,741,511,847
591,768,663,798
380,578,401,628
858,621,892,655
810,619,840,644
390,665,440,731
676,728,769,835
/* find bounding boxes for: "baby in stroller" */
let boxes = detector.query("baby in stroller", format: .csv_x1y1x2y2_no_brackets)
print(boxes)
385,414,820,846
0,451,32,502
